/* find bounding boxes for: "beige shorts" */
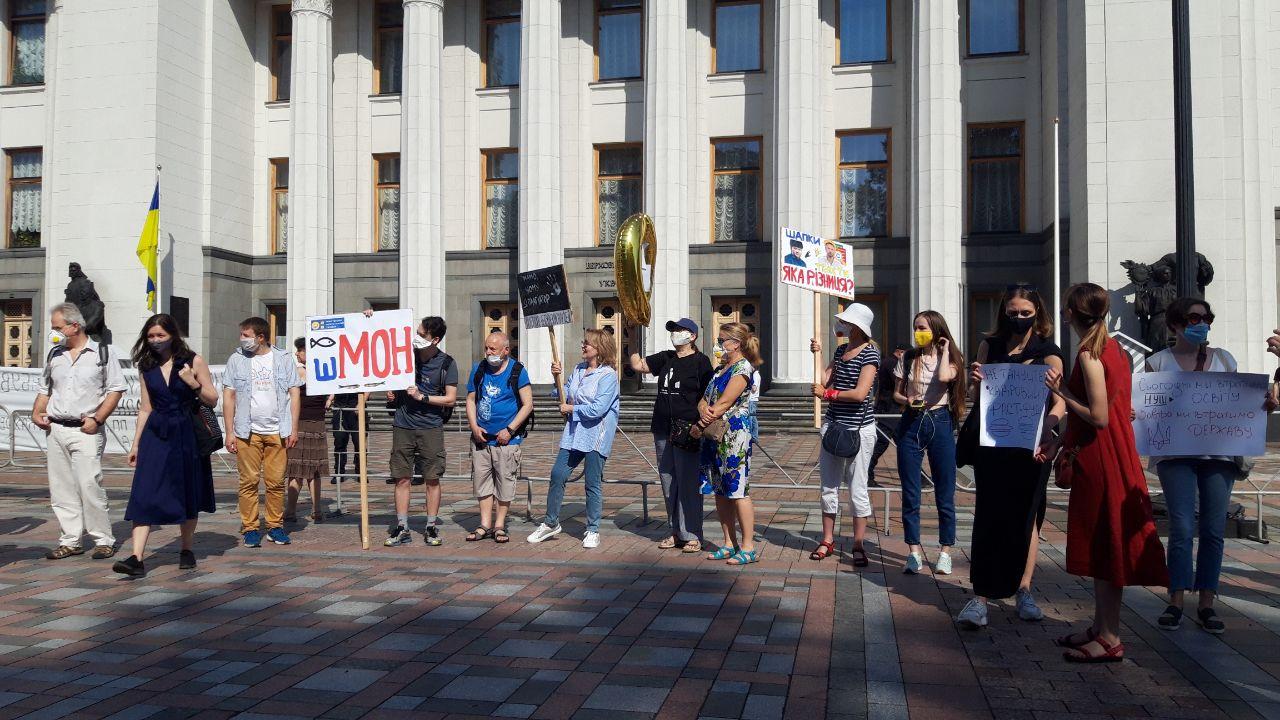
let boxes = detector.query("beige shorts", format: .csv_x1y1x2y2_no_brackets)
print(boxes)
472,444,521,502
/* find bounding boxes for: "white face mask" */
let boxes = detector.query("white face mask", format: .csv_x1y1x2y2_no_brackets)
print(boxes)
486,354,504,367
670,330,693,348
412,334,432,350
240,337,260,353
48,330,67,347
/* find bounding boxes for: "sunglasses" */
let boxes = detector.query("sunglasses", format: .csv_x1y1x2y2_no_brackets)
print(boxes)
1185,312,1214,325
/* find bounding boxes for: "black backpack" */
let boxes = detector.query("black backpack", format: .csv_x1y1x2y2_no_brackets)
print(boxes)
471,359,534,437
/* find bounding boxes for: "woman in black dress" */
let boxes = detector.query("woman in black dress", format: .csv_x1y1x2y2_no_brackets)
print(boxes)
113,314,218,577
955,286,1066,629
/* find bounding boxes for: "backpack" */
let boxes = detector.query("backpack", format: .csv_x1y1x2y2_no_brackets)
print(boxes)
471,359,534,437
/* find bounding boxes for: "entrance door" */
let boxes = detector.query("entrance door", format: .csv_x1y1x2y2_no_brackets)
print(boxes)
2,300,32,368
710,296,760,341
481,302,520,358
594,297,639,392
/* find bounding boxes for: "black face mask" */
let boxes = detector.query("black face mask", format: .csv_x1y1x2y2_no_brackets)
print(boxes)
1008,316,1035,335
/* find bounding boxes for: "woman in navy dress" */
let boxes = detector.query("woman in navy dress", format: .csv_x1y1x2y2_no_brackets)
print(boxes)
113,314,218,577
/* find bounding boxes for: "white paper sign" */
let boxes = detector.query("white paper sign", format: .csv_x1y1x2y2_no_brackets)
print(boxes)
305,310,416,396
777,227,856,299
1132,371,1269,457
979,363,1051,450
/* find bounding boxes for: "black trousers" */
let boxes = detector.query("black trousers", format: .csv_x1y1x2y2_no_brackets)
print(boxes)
332,407,362,476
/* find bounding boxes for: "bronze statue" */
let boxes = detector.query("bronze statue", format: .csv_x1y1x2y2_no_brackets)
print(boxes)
1121,252,1213,354
64,262,112,347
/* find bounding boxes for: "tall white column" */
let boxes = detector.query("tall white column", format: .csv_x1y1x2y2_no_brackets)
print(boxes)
286,0,334,341
909,0,963,322
518,0,561,383
399,0,444,319
643,0,689,355
39,0,64,332
772,0,822,386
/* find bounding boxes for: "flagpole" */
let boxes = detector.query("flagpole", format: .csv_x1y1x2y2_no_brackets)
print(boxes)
1052,119,1061,348
154,164,162,315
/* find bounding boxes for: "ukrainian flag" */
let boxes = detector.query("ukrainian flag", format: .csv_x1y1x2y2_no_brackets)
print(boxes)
136,183,159,312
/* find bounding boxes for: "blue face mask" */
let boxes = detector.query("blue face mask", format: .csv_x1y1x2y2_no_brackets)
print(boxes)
1182,323,1210,345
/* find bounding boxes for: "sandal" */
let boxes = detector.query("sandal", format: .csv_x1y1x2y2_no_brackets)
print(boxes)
707,546,737,561
1063,635,1125,663
851,546,869,568
1196,607,1225,635
658,536,678,550
466,526,493,542
1053,627,1098,649
1158,605,1183,630
681,540,703,553
493,527,510,544
727,549,759,566
810,541,835,561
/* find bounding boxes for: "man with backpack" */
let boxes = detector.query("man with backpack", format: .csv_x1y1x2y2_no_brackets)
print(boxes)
384,315,458,547
33,302,128,560
464,331,533,544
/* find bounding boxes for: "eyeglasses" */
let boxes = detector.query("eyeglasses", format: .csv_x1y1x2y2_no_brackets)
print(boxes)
1185,312,1214,325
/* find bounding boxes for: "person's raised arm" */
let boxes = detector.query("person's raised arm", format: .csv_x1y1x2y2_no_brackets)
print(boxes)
935,338,958,383
629,352,650,375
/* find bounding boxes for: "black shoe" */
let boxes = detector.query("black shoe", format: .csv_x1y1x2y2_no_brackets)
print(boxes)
179,550,196,570
424,525,442,547
112,555,146,578
1158,604,1183,630
1196,607,1225,635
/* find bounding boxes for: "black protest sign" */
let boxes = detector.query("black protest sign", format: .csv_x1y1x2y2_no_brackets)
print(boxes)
518,264,572,329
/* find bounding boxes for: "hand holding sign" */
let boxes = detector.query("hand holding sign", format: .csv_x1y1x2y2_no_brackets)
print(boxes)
979,364,1051,451
305,310,416,397
518,264,572,401
1132,371,1269,457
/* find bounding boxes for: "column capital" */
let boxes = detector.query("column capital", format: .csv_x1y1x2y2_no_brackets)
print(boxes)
291,0,334,18
404,0,444,7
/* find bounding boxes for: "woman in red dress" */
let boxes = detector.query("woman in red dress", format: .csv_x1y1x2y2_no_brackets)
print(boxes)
1043,283,1167,662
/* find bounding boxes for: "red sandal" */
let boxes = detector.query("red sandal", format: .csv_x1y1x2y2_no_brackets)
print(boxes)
810,541,835,561
1063,635,1124,663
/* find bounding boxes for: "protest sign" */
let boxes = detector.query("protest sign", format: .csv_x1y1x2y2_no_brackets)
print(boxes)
305,310,416,397
1132,371,1269,457
777,227,856,299
518,264,572,329
978,363,1051,451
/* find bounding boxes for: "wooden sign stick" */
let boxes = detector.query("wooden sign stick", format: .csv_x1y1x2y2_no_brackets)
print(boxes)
357,392,370,550
548,326,566,401
813,292,822,429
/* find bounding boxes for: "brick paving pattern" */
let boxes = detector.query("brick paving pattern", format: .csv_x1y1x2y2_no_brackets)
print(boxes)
0,429,1278,719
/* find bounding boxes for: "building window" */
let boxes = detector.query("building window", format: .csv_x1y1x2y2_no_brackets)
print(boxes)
968,123,1022,234
482,149,518,249
596,144,642,246
712,0,761,73
596,0,641,81
967,0,1022,56
9,0,46,86
2,299,32,368
837,0,889,65
711,297,760,341
271,5,291,101
711,138,761,243
270,158,288,255
266,304,287,348
482,302,520,357
6,148,40,249
374,154,400,252
483,0,520,88
837,130,889,238
373,0,403,95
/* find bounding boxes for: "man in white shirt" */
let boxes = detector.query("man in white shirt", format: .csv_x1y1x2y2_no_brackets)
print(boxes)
32,303,127,560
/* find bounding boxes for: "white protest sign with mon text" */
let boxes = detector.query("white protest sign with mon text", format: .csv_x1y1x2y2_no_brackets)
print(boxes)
979,363,1051,451
1132,371,1269,457
305,310,416,396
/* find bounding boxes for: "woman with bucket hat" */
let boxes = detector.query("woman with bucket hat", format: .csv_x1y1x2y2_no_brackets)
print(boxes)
630,318,714,552
809,303,880,565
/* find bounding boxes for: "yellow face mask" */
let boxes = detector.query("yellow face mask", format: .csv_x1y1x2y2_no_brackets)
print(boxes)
914,330,934,348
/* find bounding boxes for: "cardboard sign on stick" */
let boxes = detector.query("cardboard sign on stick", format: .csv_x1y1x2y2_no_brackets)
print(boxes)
305,310,416,396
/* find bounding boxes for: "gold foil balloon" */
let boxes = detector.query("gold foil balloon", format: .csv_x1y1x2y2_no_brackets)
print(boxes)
613,213,656,327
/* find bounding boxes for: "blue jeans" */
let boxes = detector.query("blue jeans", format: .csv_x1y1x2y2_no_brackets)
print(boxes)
545,448,606,532
1157,458,1237,593
896,408,957,547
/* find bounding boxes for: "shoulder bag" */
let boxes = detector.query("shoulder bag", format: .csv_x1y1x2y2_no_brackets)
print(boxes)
184,359,223,457
821,423,861,458
668,418,702,452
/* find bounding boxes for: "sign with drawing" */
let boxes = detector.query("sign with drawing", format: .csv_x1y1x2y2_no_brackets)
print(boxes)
1132,371,1269,457
517,264,572,329
305,310,416,396
978,363,1051,451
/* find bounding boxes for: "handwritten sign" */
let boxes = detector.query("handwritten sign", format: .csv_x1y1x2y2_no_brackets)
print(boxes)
979,363,1051,451
777,227,856,299
305,310,415,396
1133,371,1269,457
518,264,572,329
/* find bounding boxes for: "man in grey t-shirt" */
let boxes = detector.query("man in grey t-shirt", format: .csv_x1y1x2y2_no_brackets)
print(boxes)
384,315,458,547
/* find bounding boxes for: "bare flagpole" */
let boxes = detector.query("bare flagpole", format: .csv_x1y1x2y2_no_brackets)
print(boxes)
1052,119,1061,347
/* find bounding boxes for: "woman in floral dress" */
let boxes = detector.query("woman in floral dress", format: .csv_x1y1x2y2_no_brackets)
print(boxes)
696,322,763,565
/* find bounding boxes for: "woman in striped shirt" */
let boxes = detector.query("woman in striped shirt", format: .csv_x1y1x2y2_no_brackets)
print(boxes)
809,303,880,565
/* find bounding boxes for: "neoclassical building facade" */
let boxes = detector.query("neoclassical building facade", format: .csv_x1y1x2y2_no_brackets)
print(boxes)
0,0,1276,386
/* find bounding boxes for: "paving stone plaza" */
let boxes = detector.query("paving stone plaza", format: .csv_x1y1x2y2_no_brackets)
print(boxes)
0,431,1277,719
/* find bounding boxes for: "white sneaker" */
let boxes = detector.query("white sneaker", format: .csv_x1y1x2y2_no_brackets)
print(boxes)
526,523,562,543
956,598,988,629
935,551,953,575
904,552,923,574
582,532,600,549
1015,588,1044,621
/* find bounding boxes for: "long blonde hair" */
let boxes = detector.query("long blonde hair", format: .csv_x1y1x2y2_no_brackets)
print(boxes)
718,322,763,368
583,328,617,368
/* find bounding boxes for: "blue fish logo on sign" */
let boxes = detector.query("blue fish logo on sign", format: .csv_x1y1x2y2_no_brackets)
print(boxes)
312,317,345,331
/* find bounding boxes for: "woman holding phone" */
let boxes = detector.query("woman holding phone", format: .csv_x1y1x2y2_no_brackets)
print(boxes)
894,311,966,575
956,286,1065,629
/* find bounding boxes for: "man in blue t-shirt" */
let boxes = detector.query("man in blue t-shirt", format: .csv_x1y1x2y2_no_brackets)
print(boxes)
464,331,533,543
